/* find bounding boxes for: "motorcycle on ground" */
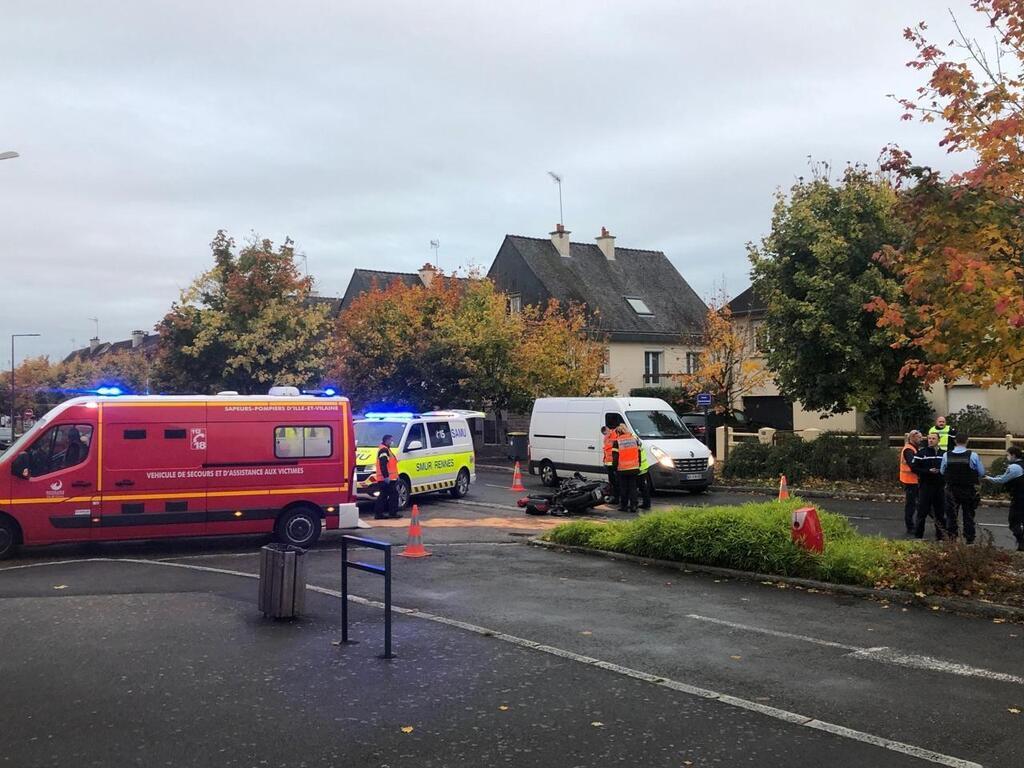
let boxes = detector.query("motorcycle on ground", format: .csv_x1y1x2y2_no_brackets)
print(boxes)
517,472,610,516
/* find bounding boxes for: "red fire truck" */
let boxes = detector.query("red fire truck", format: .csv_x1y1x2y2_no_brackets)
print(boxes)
0,389,358,558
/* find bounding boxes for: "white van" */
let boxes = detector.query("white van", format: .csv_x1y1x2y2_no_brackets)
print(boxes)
528,397,714,493
353,410,482,509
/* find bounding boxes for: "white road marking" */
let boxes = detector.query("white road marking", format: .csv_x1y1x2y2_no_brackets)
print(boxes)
0,556,983,768
688,614,1024,686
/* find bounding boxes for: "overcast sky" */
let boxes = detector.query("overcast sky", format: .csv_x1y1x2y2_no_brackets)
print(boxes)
1,1,988,363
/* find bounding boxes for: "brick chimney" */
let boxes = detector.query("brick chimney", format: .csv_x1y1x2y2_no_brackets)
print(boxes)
418,263,438,288
596,226,616,261
550,223,572,258
131,330,146,349
89,337,100,353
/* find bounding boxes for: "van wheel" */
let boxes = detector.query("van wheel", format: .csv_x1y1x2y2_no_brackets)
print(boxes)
0,518,19,560
275,506,322,548
450,468,470,498
539,461,558,487
396,477,412,509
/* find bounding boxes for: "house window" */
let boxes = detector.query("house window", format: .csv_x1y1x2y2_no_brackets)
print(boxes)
508,294,522,314
601,349,610,378
644,351,663,385
625,297,653,316
686,352,701,374
755,324,770,353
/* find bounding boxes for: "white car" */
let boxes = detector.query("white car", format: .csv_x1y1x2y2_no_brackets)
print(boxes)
528,396,714,493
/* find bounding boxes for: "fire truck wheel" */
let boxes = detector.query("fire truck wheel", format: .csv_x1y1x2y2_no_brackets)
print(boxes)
275,506,322,548
449,468,471,498
0,517,19,560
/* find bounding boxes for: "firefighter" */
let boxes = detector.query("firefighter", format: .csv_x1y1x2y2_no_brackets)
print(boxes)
601,425,619,506
899,430,922,535
612,424,641,513
984,445,1024,551
374,434,402,520
940,433,985,543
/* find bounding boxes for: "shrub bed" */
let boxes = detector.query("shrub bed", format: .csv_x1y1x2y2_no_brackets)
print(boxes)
544,500,1024,601
722,433,899,484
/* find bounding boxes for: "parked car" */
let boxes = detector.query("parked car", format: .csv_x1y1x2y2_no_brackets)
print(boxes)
678,412,709,443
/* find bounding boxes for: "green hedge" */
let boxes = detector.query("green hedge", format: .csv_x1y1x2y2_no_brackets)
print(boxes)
722,432,899,484
544,500,910,587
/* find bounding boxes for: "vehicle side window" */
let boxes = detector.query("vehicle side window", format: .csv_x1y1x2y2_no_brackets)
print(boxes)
404,423,426,451
274,426,333,459
427,421,453,449
605,413,622,430
26,424,94,476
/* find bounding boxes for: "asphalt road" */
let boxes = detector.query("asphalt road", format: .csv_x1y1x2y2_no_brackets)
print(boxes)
1,469,1022,766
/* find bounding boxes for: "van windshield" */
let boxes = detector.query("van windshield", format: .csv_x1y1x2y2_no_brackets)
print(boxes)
625,410,693,440
355,421,406,447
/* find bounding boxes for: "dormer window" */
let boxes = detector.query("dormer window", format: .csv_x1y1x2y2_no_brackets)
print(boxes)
625,297,653,316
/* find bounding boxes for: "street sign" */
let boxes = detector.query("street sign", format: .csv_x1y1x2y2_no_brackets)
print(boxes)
696,393,712,407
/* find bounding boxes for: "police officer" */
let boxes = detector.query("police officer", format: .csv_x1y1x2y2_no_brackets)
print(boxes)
899,430,922,536
940,433,985,543
912,432,947,540
374,434,403,520
601,425,619,506
984,445,1024,551
612,424,641,513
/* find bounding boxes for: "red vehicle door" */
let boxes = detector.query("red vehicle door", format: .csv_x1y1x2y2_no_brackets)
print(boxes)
9,419,100,544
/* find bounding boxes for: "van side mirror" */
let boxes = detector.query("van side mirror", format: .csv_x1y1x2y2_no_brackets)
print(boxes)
406,440,423,451
11,452,30,479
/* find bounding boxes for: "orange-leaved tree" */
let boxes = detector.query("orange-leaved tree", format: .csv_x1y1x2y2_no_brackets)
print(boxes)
871,0,1024,385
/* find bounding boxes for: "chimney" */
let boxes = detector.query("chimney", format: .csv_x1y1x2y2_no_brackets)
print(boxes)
418,263,438,288
596,226,616,261
89,337,100,353
131,330,145,349
549,223,572,258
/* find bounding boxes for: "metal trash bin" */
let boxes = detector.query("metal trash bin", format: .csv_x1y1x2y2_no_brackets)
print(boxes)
508,432,528,461
258,543,307,619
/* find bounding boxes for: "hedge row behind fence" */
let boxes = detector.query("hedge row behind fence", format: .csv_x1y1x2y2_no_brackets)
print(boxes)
722,433,899,484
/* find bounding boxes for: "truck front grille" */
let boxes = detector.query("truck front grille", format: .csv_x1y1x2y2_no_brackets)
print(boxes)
673,457,708,473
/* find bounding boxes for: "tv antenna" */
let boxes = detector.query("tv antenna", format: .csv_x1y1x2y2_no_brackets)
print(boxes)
547,171,564,226
429,239,440,268
88,317,99,339
300,253,309,277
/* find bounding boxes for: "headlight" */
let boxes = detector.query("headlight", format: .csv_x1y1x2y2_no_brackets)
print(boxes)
649,445,675,468
707,453,715,467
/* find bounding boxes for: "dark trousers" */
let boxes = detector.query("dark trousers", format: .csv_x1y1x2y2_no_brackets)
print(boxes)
915,483,948,539
639,472,652,509
606,467,619,502
1009,503,1024,550
947,486,979,543
617,470,639,512
902,483,919,533
374,481,398,518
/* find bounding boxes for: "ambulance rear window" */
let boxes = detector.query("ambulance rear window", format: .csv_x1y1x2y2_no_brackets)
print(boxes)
274,426,333,459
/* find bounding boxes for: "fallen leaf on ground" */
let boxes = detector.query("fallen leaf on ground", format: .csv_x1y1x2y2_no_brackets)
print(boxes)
1009,708,1021,715
498,705,509,711
581,631,592,636
931,606,940,611
591,721,604,727
53,585,68,590
401,726,414,733
730,655,742,660
915,592,927,598
993,619,1006,624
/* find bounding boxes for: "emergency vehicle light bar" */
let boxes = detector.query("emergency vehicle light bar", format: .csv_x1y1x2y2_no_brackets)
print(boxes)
363,412,416,420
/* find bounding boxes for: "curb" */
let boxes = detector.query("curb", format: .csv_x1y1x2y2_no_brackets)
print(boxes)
527,538,1024,622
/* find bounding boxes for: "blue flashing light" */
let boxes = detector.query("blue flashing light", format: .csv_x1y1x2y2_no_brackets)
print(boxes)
363,411,415,420
95,386,123,396
323,387,337,397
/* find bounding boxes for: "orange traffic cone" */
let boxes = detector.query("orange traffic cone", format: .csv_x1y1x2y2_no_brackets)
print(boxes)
398,504,431,558
510,461,526,492
778,474,790,501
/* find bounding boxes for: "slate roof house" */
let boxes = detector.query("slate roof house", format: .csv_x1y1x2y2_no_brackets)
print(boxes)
63,330,160,364
338,263,466,313
487,225,707,395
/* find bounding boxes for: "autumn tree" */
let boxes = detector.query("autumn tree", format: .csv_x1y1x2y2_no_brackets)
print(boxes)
676,292,770,416
749,165,926,434
872,0,1024,385
0,356,61,427
58,350,154,394
154,231,333,394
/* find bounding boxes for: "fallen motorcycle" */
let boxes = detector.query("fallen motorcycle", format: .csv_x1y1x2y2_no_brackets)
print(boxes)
517,472,609,516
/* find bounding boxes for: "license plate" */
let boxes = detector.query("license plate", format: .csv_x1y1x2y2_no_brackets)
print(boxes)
685,473,704,481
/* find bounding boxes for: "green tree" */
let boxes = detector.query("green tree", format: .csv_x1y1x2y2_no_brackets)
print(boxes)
748,165,923,435
154,231,332,394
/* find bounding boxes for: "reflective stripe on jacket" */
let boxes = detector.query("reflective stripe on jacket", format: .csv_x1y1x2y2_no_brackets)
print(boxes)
377,444,398,481
929,425,952,450
602,432,615,466
899,443,918,485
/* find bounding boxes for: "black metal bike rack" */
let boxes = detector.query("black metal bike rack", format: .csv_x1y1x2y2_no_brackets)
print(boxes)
340,534,393,659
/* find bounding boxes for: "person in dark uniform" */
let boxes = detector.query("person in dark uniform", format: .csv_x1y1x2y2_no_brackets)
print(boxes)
374,434,402,520
912,432,947,540
984,445,1024,551
940,433,984,543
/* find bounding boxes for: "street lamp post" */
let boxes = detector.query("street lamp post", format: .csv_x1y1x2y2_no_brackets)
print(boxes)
11,334,41,439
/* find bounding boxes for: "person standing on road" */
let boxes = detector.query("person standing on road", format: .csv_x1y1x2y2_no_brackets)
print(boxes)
612,424,641,513
940,433,985,543
983,445,1024,551
929,415,956,452
899,430,923,536
912,432,947,539
374,434,403,520
601,426,619,506
638,442,652,510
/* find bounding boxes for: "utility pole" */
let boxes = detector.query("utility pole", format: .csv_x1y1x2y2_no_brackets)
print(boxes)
547,171,564,226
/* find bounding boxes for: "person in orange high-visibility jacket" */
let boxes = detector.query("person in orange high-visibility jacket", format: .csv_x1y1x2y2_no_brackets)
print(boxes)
612,424,642,513
899,430,922,535
374,434,402,520
601,426,619,506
